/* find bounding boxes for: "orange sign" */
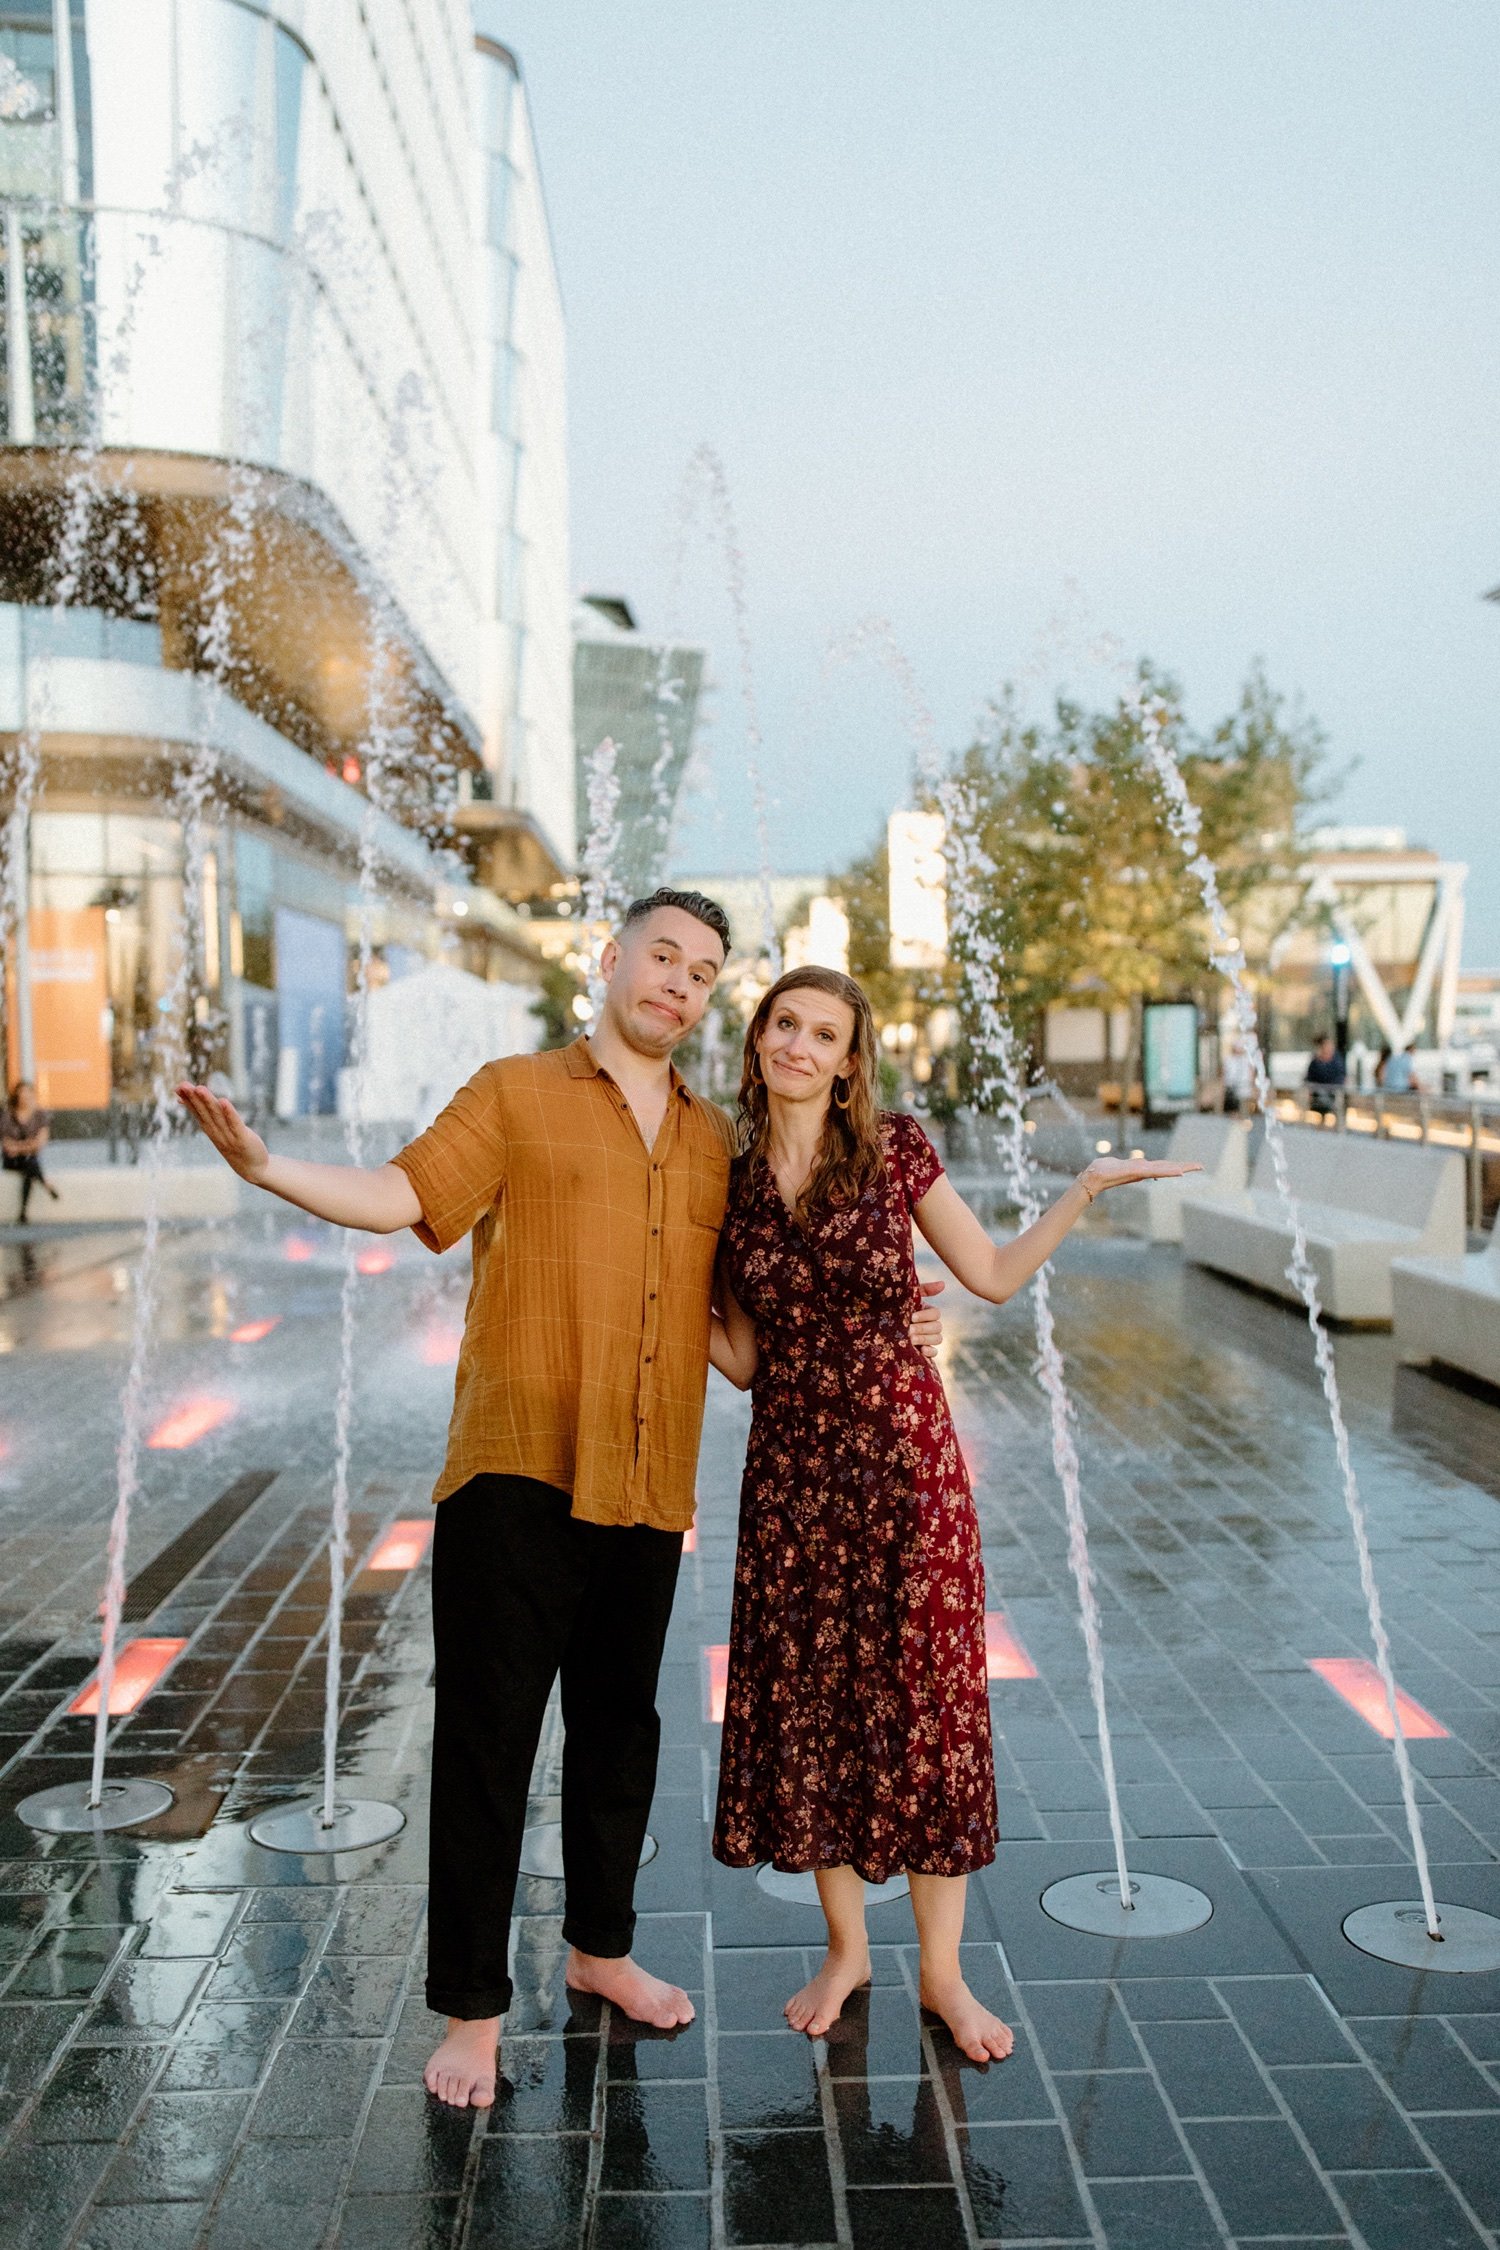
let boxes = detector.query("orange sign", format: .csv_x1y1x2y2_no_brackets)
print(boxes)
27,907,110,1109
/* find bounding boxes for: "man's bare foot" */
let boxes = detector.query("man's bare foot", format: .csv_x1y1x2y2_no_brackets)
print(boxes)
920,1973,1014,2064
424,2015,500,2107
565,1948,695,2029
785,1943,872,2037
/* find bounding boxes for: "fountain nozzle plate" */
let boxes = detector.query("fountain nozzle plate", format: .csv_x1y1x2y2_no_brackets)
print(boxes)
1343,1900,1500,1974
1040,1870,1213,1939
248,1797,405,1855
17,1778,175,1833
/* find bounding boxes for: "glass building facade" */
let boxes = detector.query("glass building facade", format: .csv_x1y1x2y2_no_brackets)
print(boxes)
0,2,572,1116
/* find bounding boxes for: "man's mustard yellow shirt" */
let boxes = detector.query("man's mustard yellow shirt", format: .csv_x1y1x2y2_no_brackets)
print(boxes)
391,1037,734,1530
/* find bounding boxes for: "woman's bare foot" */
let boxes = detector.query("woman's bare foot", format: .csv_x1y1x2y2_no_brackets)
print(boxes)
785,1943,872,2037
565,1948,695,2028
920,1973,1014,2064
424,2015,500,2107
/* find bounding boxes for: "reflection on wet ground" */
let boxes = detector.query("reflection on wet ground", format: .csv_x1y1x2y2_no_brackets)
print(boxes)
0,1208,1496,2246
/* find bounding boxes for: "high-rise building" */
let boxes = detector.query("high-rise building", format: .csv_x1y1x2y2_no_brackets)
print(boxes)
572,594,705,903
0,2,570,1116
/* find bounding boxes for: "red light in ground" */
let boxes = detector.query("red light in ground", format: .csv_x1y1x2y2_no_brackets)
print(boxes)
283,1236,315,1263
356,1245,395,1276
71,1637,187,1716
366,1518,434,1573
683,1522,698,1554
705,1644,729,1723
985,1612,1038,1680
419,1323,462,1366
147,1397,235,1451
342,754,362,785
230,1317,280,1344
1309,1657,1447,1740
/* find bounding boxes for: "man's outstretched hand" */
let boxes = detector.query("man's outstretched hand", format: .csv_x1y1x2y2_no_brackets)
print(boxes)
177,1083,270,1183
911,1276,945,1360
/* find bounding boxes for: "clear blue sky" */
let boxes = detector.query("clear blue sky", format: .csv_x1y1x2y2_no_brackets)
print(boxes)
501,1,1500,958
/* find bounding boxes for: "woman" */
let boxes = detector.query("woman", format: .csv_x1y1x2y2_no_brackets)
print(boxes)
2,1081,58,1223
708,968,1197,2063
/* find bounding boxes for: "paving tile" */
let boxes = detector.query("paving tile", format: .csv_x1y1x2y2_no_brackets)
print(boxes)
72,2207,207,2250
1333,2166,1490,2249
1022,1981,1140,2071
332,2196,459,2250
716,2029,822,2129
487,2030,600,2133
287,1953,404,2038
1136,2016,1276,2117
159,1999,288,2089
600,2079,710,2191
1053,2067,1189,2176
591,2193,713,2249
1219,1975,1356,2064
346,2085,477,2194
27,2042,163,2141
1272,2060,1430,2171
252,2037,382,2137
1184,2118,1343,2236
958,2120,1093,2239
1350,2014,1500,2111
198,2137,350,2250
467,2131,590,2250
1089,2176,1224,2249
1417,2113,1500,2228
833,2073,952,2185
821,1983,927,2078
97,2089,251,2203
723,2130,837,2245
0,2137,115,2248
846,2185,968,2248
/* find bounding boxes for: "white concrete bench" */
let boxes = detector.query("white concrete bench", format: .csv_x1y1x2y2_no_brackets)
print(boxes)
0,1166,241,1224
1112,1113,1250,1243
1180,1125,1465,1324
1392,1221,1500,1390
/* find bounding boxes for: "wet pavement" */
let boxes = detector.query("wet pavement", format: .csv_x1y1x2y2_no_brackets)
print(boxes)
0,1197,1497,2248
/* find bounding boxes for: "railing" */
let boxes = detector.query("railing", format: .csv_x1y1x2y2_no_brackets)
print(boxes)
1274,1086,1500,1232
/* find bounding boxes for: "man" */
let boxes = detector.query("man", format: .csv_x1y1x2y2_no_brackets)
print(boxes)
180,888,939,2109
1304,1031,1346,1124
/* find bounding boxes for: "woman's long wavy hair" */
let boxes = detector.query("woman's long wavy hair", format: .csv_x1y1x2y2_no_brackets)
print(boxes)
737,967,884,1220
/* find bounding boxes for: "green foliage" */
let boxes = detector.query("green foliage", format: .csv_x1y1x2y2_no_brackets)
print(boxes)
946,663,1329,1036
531,958,582,1049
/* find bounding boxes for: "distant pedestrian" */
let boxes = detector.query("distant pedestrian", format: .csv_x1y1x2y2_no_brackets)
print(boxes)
1,1081,58,1222
1382,1046,1416,1094
1305,1034,1345,1123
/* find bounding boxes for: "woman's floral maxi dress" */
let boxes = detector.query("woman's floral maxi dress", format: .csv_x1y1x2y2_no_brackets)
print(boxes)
712,1111,998,1884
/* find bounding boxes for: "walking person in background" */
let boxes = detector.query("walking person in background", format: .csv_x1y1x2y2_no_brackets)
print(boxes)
2,1081,59,1222
1304,1032,1346,1123
707,967,1200,2062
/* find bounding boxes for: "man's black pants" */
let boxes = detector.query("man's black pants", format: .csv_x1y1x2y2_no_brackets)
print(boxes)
426,1472,683,2021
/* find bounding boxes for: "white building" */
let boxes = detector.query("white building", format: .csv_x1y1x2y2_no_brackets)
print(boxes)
0,1,570,1114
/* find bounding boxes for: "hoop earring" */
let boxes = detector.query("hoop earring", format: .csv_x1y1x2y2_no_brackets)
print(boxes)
832,1078,852,1110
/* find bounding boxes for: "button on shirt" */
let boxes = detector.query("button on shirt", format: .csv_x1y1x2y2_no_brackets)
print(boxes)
390,1038,734,1530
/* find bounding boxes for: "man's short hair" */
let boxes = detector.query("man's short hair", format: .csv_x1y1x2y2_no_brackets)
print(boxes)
621,886,731,961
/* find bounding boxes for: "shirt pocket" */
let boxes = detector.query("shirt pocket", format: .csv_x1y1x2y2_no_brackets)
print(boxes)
688,1156,730,1231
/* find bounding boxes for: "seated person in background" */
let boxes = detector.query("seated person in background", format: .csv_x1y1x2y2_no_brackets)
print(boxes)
1304,1033,1345,1123
1382,1045,1416,1094
1,1080,58,1221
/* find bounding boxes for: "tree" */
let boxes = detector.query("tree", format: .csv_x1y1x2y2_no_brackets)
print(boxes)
836,662,1333,1106
944,664,1331,1100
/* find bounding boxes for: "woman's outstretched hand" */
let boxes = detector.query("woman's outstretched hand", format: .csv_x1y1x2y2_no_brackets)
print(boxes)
177,1083,270,1183
1077,1155,1203,1199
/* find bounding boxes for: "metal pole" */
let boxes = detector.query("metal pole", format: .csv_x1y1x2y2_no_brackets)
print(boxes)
1470,1101,1483,1236
4,208,34,445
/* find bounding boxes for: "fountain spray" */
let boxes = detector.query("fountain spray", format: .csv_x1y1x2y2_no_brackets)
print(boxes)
832,618,1135,1906
1124,677,1444,1937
